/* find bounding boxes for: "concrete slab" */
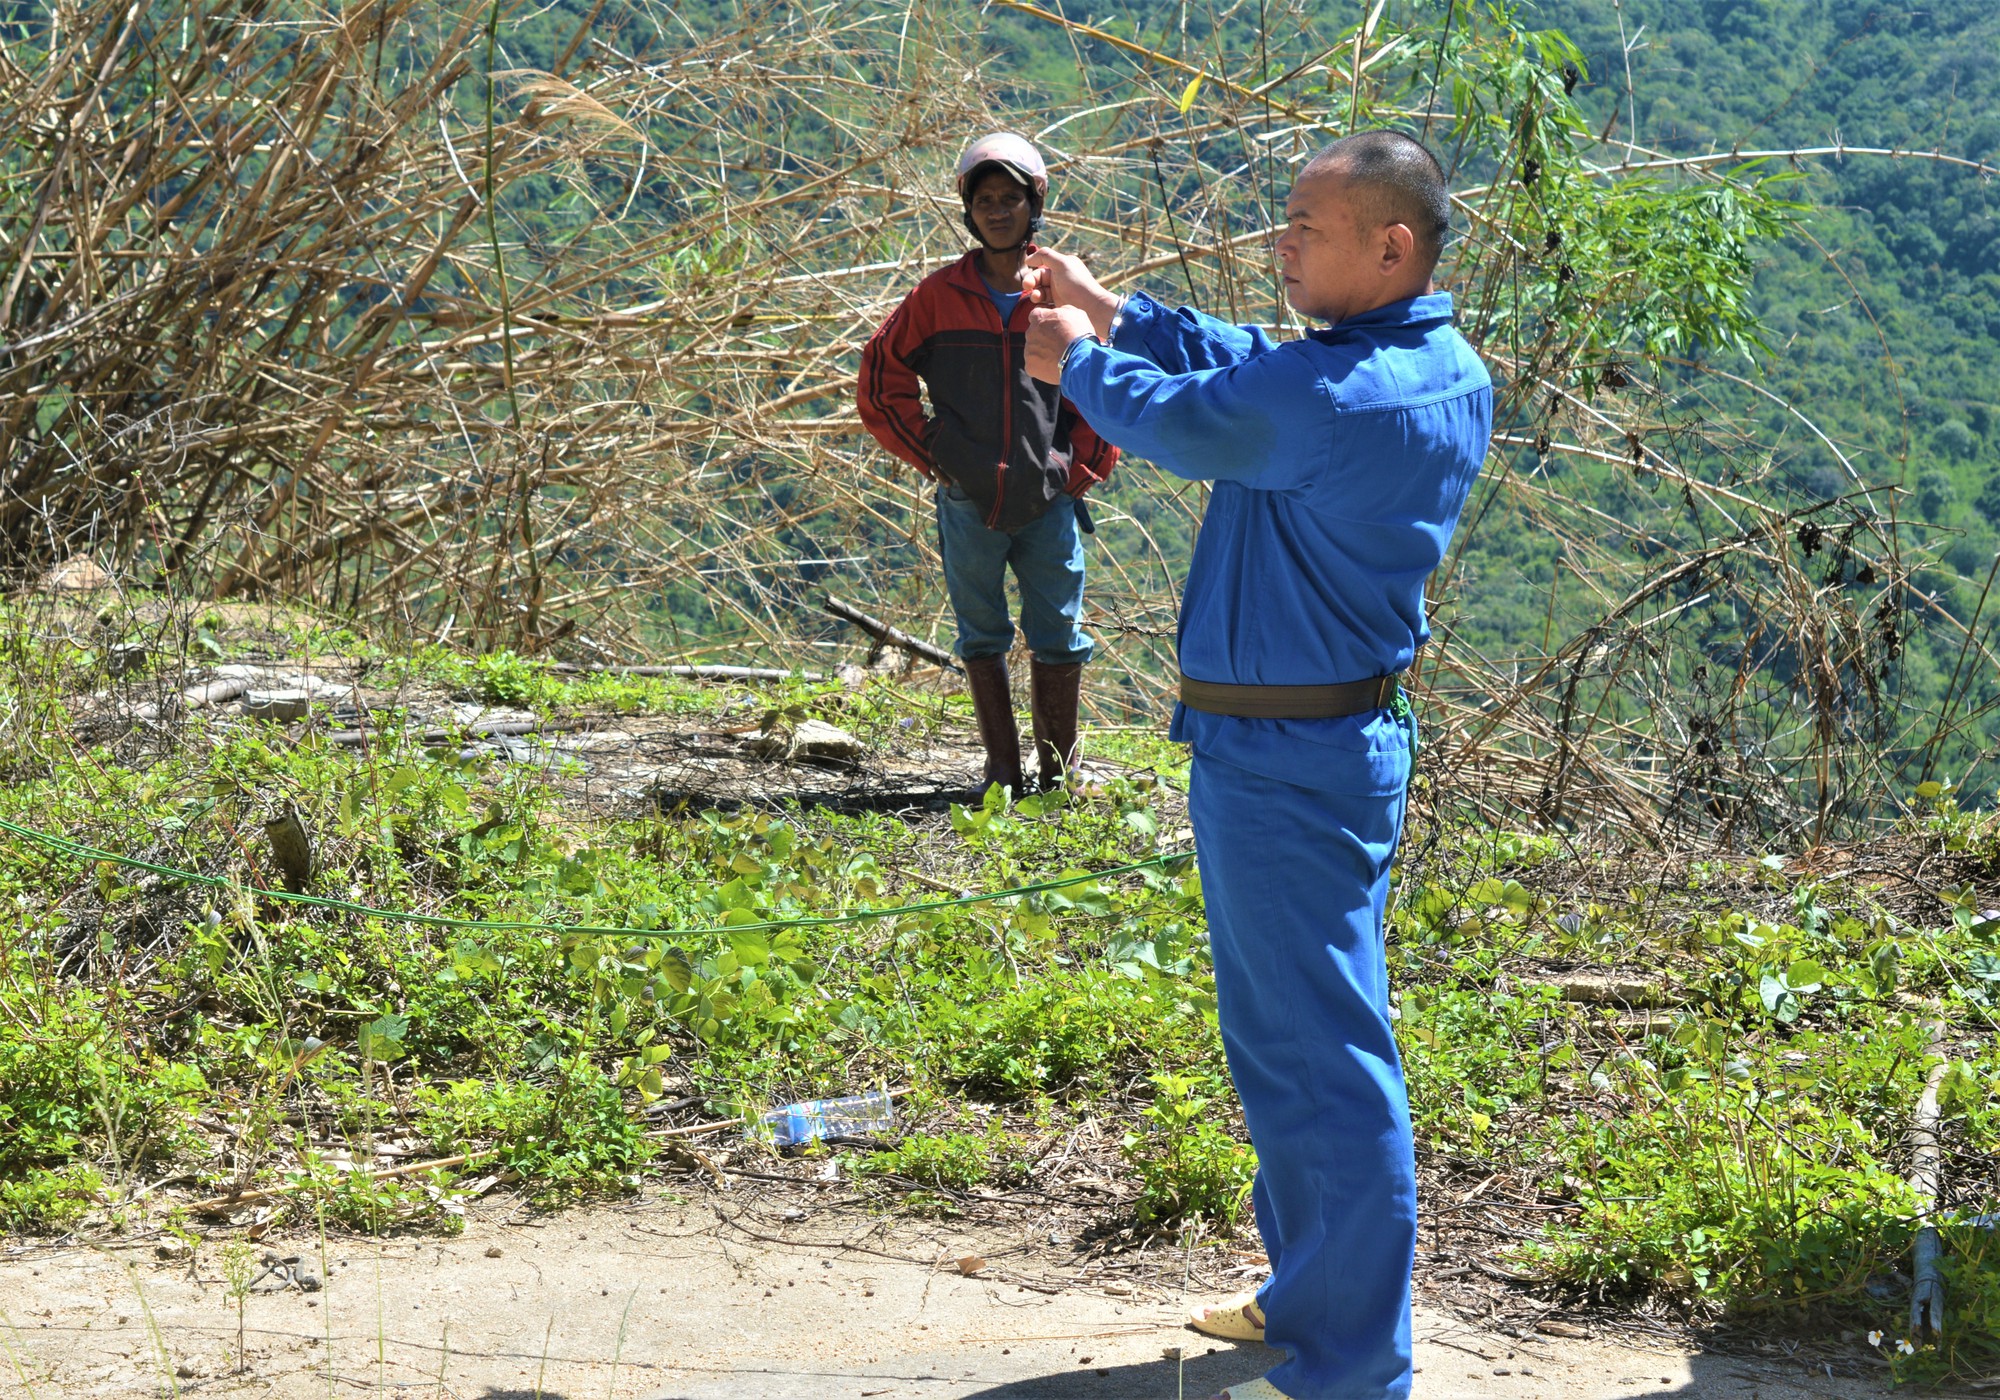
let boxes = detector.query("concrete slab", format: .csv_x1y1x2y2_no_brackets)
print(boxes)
0,1198,1892,1399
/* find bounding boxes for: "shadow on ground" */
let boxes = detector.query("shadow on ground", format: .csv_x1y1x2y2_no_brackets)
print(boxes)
944,1337,1882,1399
955,1340,1283,1398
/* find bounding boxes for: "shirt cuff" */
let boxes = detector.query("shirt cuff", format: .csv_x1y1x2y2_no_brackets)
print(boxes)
1106,290,1160,351
1057,335,1104,400
1057,332,1096,375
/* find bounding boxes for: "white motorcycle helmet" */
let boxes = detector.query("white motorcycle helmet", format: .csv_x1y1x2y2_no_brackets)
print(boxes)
955,132,1048,249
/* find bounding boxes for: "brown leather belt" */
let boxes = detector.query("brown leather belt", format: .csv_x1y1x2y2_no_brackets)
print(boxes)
1178,671,1400,720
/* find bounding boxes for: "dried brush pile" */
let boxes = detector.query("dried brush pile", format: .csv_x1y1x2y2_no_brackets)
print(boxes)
2,0,1994,841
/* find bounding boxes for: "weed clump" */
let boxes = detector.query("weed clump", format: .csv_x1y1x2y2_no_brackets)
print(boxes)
864,1129,1003,1191
417,1058,655,1201
1122,1073,1255,1230
0,1164,105,1233
0,971,205,1233
939,973,1186,1098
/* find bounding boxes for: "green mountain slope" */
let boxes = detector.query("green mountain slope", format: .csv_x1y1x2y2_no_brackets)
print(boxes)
1530,0,2000,529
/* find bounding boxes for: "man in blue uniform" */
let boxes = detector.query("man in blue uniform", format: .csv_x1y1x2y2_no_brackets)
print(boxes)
1022,131,1492,1400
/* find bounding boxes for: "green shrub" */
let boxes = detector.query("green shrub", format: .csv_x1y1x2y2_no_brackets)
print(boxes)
0,979,204,1175
1893,1223,2000,1383
939,972,1188,1098
1536,1143,1919,1305
0,1164,104,1234
1122,1073,1256,1230
416,1057,652,1200
1399,983,1562,1150
863,1130,999,1191
1524,1013,1941,1314
286,1154,471,1235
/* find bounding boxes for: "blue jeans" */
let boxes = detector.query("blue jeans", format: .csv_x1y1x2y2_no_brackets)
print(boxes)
1190,738,1416,1399
935,485,1093,665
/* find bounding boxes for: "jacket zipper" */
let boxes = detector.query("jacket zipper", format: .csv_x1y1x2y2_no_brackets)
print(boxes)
987,291,1014,529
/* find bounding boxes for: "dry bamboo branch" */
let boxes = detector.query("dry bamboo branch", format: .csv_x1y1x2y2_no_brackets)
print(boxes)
823,595,960,672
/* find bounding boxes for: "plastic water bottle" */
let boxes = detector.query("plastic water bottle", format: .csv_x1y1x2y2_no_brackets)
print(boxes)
751,1087,895,1147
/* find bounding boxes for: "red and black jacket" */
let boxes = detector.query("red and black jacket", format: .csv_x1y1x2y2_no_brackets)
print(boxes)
858,248,1118,532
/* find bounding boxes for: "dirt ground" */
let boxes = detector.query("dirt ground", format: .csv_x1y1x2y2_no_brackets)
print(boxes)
0,1192,1905,1400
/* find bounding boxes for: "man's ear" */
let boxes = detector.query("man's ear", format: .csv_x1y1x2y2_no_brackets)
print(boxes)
1380,222,1416,273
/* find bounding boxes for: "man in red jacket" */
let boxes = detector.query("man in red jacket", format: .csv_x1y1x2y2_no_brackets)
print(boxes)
857,133,1118,796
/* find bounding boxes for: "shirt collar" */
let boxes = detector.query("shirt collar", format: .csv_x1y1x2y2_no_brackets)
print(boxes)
1315,291,1455,336
945,243,1040,295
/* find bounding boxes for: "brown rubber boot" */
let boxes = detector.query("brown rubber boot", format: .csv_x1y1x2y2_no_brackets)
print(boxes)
962,654,1023,795
1029,660,1084,791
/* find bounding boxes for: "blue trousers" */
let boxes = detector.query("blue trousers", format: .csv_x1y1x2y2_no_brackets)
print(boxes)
1189,747,1415,1399
935,486,1093,664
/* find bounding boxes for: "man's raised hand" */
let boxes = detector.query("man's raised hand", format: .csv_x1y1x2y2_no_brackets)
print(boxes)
1025,305,1097,385
1023,249,1121,338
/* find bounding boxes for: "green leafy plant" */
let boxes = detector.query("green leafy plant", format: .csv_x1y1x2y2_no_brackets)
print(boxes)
221,1241,254,1373
415,1057,652,1201
863,1130,1001,1191
941,973,1191,1099
0,1164,103,1234
0,979,204,1184
1122,1072,1256,1230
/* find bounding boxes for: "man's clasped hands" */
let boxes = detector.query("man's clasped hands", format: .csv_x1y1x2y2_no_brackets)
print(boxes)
1017,249,1121,385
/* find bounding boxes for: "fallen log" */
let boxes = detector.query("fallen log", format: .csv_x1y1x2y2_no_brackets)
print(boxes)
553,663,824,682
316,720,576,744
132,676,254,723
1547,974,1677,1008
823,594,960,672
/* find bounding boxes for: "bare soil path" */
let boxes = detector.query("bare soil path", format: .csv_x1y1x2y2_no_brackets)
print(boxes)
0,1198,1896,1400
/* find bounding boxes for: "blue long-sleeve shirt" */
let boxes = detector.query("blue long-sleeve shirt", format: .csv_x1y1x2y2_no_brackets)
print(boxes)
1060,290,1492,793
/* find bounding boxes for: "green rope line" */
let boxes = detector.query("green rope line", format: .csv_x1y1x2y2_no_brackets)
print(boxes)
0,814,1193,941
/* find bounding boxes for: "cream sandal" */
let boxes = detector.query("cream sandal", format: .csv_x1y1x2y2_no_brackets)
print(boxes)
1212,1379,1290,1400
1188,1292,1266,1342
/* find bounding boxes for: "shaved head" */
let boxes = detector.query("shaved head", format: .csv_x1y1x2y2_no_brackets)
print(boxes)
1301,131,1451,271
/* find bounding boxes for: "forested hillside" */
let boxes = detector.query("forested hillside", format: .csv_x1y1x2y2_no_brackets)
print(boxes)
1527,0,2000,787
1537,0,2000,521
